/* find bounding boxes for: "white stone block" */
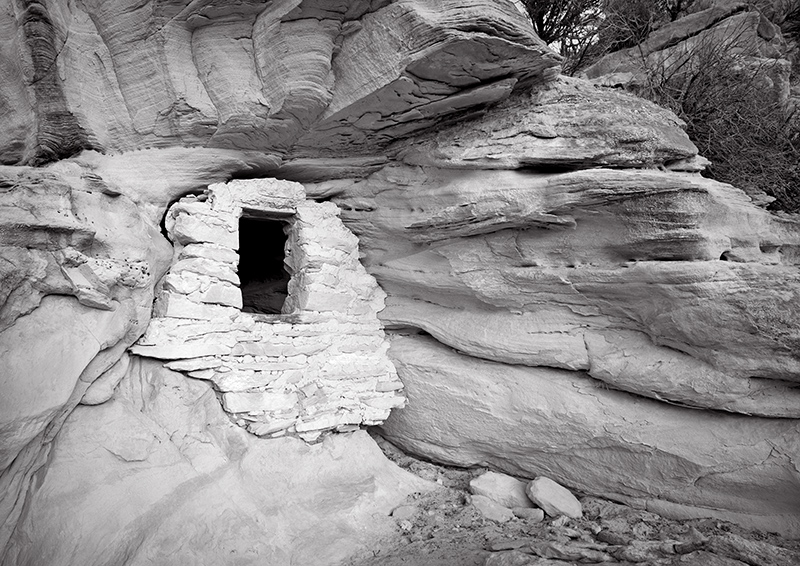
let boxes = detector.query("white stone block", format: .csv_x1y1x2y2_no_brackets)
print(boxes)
172,257,239,284
180,243,239,264
163,272,204,295
218,178,305,211
470,495,515,523
222,391,298,414
525,477,582,519
154,292,240,321
213,370,282,391
248,418,299,436
164,357,222,372
375,380,404,392
295,412,345,432
129,341,233,359
361,395,405,410
469,472,534,510
171,213,238,249
231,342,287,357
188,281,242,308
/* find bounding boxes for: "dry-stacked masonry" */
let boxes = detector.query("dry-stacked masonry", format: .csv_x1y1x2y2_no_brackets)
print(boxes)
132,178,404,441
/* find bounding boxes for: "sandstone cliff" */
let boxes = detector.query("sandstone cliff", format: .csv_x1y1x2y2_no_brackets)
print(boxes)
1,0,799,563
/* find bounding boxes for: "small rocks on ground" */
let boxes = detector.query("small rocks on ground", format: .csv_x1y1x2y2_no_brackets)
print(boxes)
512,508,544,522
470,494,515,523
391,504,417,521
470,471,535,509
525,477,582,519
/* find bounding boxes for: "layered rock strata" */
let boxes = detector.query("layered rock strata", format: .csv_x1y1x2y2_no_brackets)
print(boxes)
0,163,173,555
315,77,800,536
132,178,404,441
0,0,560,164
1,0,800,562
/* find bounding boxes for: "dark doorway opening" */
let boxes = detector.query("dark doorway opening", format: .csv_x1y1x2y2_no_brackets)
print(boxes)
238,216,291,314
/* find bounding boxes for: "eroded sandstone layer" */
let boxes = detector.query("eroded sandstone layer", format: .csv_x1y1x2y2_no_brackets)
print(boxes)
1,0,799,563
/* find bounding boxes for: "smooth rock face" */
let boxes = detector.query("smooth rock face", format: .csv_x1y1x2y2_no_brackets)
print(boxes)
378,335,800,538
525,477,582,519
1,358,430,566
470,471,534,510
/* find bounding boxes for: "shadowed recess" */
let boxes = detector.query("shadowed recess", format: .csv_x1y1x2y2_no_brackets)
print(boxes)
238,216,290,314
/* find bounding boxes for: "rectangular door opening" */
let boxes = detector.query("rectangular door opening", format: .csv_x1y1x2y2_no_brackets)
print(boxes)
238,216,291,314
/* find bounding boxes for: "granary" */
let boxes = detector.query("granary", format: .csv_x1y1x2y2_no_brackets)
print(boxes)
132,179,405,441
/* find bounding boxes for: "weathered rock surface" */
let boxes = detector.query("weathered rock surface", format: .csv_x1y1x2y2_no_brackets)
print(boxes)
470,471,534,510
1,0,800,562
2,357,430,566
332,163,800,418
584,2,792,105
1,0,560,165
525,477,582,519
378,335,800,538
0,163,172,555
391,76,698,170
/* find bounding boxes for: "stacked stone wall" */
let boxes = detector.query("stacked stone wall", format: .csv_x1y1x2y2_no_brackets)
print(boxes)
132,178,404,441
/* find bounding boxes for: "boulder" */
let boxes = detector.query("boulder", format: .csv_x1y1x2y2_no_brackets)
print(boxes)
470,471,535,510
584,3,791,105
470,495,515,523
525,477,582,519
392,76,697,170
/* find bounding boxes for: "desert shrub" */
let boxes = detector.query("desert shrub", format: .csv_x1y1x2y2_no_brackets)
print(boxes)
522,0,603,73
634,21,800,211
524,0,701,74
599,0,662,51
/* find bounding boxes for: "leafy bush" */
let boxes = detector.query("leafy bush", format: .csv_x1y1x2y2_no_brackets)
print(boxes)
632,20,800,212
522,1,800,211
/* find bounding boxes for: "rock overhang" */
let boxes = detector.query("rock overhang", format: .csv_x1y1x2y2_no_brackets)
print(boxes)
0,0,562,166
132,177,405,442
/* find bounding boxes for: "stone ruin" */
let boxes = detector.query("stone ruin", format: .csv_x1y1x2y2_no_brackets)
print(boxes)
132,178,405,441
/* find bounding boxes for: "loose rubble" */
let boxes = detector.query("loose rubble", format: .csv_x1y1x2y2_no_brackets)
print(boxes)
470,471,535,510
525,477,583,519
344,433,800,566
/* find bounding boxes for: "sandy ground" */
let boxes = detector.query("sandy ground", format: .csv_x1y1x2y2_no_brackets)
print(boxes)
342,432,800,566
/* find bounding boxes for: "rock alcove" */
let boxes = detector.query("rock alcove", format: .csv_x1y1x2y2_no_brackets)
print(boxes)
132,178,405,442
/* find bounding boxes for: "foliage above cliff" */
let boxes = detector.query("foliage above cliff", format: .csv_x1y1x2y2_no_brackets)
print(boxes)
544,0,800,212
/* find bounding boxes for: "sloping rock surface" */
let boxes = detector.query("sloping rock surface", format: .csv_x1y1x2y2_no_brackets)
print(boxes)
2,357,430,566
